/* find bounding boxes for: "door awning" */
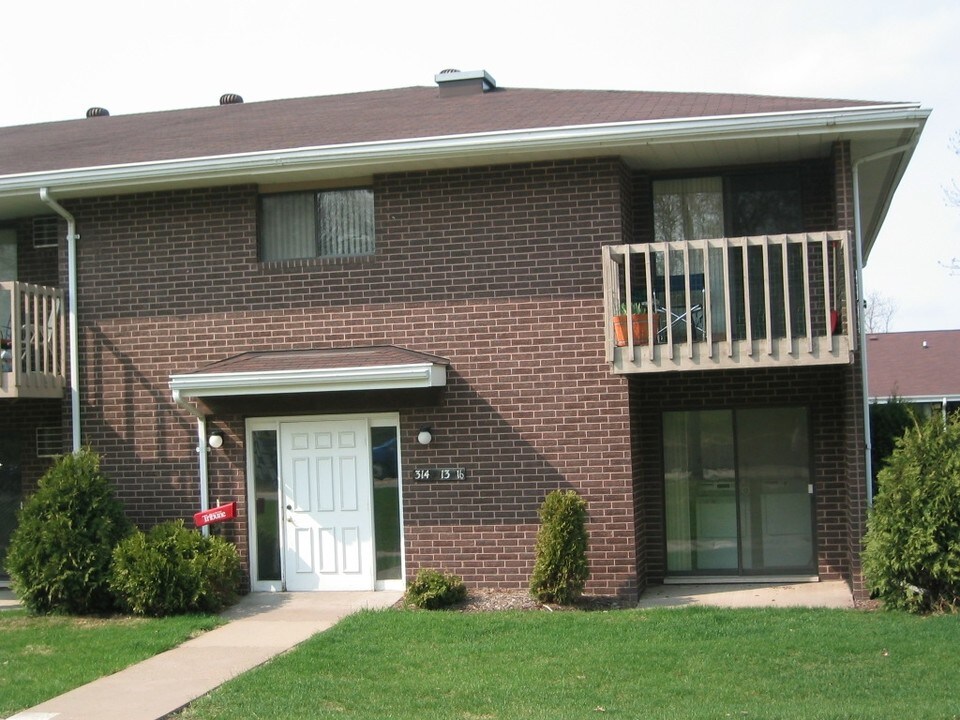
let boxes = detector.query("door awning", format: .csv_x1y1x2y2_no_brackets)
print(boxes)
169,346,448,401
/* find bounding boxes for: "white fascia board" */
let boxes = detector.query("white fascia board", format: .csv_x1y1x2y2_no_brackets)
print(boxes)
169,362,446,398
870,394,960,404
0,104,928,197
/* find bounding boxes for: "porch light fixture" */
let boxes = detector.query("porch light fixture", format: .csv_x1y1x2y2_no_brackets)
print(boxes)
208,430,224,449
417,426,433,445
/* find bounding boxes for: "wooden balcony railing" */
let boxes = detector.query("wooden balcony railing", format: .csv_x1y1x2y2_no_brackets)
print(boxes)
0,281,67,399
602,231,856,373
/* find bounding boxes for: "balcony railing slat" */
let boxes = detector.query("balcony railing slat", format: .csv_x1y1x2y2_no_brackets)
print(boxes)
782,235,794,345
762,236,773,356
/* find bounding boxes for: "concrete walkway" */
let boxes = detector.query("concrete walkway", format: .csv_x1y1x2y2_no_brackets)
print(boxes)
5,591,402,720
0,589,19,611
637,580,854,609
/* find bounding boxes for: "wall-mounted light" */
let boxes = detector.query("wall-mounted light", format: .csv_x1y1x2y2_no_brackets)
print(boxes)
417,426,433,445
208,430,224,449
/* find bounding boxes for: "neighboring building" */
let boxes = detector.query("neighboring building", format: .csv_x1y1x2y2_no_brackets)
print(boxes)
867,330,960,418
0,70,928,599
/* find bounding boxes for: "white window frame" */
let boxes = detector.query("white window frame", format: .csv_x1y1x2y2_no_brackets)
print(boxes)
259,188,375,261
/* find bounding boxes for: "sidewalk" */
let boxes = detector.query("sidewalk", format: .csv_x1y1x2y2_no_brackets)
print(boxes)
6,590,402,720
636,580,854,609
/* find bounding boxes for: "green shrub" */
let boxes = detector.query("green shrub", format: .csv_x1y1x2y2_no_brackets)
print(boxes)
863,411,960,613
530,489,589,604
5,449,132,615
405,568,467,609
110,520,241,617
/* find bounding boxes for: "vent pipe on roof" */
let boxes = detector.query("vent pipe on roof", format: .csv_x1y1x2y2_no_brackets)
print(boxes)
85,107,110,118
219,93,244,105
435,69,496,97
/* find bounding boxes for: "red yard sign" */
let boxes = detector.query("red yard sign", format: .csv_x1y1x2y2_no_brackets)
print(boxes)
193,501,237,528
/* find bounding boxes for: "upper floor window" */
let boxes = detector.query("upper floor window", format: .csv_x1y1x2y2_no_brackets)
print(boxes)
653,171,802,242
259,188,374,261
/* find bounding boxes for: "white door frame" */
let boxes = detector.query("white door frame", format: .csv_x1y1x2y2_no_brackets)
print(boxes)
245,412,405,592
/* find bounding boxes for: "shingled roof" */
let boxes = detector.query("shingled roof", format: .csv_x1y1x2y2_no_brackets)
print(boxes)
867,330,960,401
0,85,891,177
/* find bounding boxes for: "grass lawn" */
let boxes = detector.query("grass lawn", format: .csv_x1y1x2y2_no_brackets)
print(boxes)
179,606,960,720
0,610,222,717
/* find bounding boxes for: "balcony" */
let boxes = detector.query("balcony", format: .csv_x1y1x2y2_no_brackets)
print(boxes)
602,231,855,374
0,281,67,399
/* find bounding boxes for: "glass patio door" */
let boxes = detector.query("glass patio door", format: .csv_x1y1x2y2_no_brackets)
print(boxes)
664,407,814,576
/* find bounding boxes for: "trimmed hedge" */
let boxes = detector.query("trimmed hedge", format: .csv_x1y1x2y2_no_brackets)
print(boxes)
5,450,132,615
405,568,467,609
110,520,241,617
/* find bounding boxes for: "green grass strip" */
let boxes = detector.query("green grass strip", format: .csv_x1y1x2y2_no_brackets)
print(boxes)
0,610,222,716
180,606,960,720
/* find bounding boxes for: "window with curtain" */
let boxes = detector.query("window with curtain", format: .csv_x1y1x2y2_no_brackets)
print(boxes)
653,178,726,338
653,177,724,243
259,188,375,261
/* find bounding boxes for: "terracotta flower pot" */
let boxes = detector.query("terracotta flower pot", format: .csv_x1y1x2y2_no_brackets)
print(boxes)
613,313,658,346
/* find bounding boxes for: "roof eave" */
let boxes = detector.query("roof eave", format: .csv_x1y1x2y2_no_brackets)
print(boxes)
0,104,929,200
169,363,448,398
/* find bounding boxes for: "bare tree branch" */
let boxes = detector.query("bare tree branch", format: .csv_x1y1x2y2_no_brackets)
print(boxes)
864,291,897,334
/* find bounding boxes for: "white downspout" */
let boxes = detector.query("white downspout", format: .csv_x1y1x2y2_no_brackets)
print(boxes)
38,188,81,453
851,139,919,506
172,388,211,537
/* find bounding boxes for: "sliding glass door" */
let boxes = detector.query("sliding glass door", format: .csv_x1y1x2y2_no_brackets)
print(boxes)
664,407,814,576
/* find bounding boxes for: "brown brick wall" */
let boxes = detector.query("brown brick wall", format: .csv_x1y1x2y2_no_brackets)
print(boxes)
59,158,639,597
833,140,870,600
11,146,864,599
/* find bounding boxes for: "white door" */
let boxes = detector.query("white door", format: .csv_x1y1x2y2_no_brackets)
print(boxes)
281,420,374,591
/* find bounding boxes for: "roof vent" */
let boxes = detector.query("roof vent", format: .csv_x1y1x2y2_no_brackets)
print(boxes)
85,107,110,118
220,93,244,105
435,69,496,97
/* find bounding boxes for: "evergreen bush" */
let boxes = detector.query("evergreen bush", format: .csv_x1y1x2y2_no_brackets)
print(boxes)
863,411,960,613
110,520,241,616
405,568,467,609
530,489,589,604
4,449,132,615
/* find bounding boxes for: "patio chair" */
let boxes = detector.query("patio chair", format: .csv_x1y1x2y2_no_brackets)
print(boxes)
655,273,706,343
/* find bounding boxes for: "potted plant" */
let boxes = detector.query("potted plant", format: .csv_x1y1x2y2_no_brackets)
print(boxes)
613,302,659,346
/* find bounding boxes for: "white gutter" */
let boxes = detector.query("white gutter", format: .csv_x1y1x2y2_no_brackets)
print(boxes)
38,188,81,453
169,362,447,398
2,105,928,198
172,387,211,536
869,394,960,405
852,139,921,506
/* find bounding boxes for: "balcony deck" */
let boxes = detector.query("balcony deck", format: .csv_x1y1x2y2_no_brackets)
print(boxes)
602,231,855,374
0,281,67,399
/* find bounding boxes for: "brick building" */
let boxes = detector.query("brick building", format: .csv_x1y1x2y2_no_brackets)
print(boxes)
0,71,928,600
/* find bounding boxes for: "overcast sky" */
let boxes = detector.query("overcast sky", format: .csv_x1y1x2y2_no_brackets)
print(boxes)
2,0,957,332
